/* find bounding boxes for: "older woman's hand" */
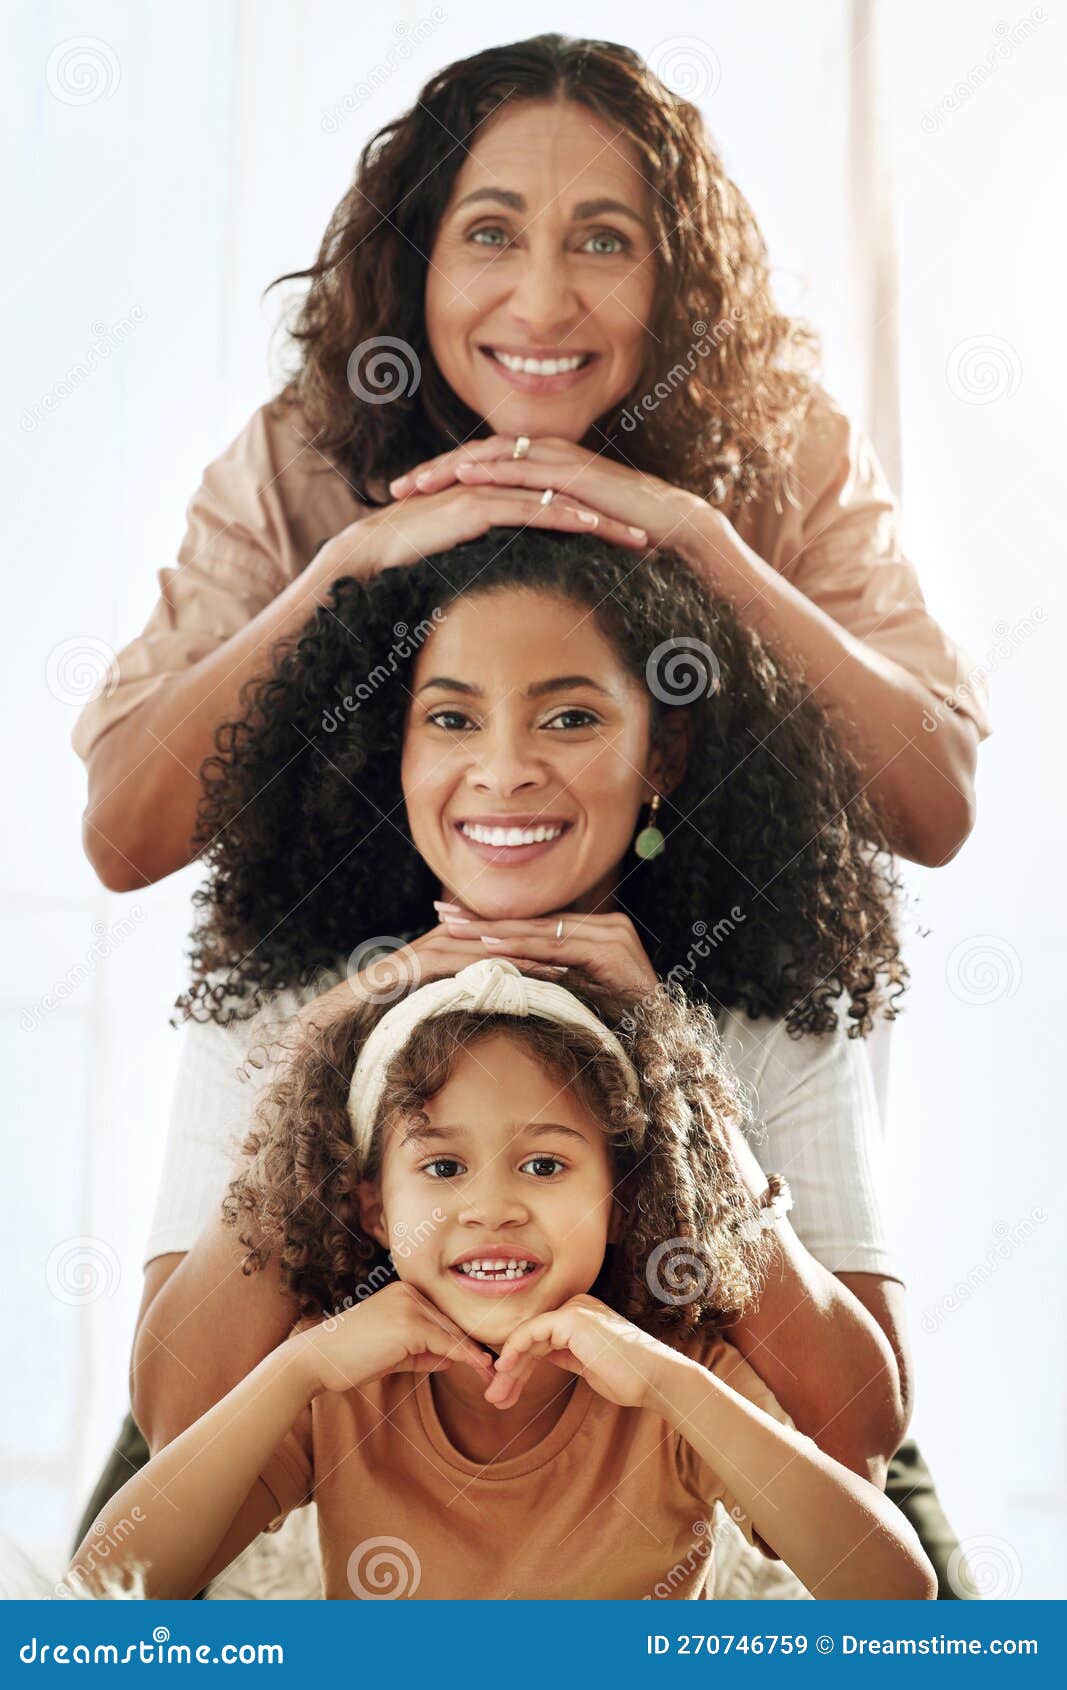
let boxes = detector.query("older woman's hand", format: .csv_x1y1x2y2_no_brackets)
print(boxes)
389,435,715,566
293,924,571,1036
434,900,659,996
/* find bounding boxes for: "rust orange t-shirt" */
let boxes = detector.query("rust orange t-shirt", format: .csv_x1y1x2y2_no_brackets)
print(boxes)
70,384,990,762
256,1324,807,1601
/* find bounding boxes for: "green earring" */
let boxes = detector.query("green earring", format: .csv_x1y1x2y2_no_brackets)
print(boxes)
634,792,665,860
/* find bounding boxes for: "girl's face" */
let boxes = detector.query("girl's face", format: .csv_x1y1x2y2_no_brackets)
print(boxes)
424,99,657,444
358,1029,621,1351
401,586,675,918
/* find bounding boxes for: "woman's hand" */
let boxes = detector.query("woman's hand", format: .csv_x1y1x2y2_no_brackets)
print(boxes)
485,1292,676,1411
389,435,712,565
434,900,659,995
294,925,570,1036
292,1281,497,1397
322,473,650,582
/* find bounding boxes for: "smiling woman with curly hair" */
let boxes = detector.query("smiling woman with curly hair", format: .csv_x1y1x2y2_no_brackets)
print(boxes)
77,33,987,892
179,528,906,1038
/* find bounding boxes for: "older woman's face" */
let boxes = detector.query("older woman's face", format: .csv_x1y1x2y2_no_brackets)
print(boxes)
425,99,657,441
401,587,668,919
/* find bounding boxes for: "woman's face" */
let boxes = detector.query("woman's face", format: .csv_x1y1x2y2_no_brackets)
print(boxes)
359,1029,620,1353
401,586,671,919
424,98,657,442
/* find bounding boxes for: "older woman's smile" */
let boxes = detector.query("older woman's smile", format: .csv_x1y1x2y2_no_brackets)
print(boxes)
478,345,600,395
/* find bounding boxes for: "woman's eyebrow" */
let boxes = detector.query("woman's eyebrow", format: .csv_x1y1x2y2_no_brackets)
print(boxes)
452,186,649,231
416,675,613,698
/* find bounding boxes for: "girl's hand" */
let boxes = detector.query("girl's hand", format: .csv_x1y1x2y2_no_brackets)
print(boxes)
321,475,649,583
434,901,658,995
389,436,710,564
294,925,570,1036
292,1281,497,1397
486,1293,676,1412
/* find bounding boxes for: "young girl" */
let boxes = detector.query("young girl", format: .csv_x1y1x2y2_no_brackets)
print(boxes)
69,958,935,1602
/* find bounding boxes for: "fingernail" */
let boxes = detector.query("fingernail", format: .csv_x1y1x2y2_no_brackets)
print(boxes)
434,900,463,913
445,917,474,928
628,525,647,539
481,936,506,947
415,470,435,486
576,510,598,525
389,474,410,493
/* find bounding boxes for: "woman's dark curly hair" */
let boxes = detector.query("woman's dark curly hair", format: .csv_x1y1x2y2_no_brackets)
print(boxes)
264,32,819,520
222,965,774,1340
179,527,907,1037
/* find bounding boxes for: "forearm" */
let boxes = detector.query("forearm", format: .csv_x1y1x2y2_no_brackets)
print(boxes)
680,508,978,866
71,1341,314,1599
132,1231,299,1452
650,1357,935,1600
83,538,360,891
726,1227,907,1485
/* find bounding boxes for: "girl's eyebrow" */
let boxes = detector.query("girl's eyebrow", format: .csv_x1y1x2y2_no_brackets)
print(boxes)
400,1121,591,1149
416,675,613,698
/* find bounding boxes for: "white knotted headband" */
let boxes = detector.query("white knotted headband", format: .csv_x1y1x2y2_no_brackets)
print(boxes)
346,958,642,1159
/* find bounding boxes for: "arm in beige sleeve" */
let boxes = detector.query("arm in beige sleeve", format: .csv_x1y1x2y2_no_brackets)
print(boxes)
679,396,987,867
76,400,374,892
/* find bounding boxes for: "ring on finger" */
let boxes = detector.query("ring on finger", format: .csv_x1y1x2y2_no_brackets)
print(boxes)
555,917,565,941
540,487,555,507
512,435,531,460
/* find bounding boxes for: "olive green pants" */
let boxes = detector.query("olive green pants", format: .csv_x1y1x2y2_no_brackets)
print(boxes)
72,1412,972,1599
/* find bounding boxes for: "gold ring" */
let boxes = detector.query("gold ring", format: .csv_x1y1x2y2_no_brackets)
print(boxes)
555,917,565,941
540,487,555,506
512,435,531,460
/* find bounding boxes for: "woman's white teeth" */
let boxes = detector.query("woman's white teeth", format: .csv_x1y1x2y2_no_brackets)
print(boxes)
462,822,564,847
457,1259,538,1279
491,350,588,375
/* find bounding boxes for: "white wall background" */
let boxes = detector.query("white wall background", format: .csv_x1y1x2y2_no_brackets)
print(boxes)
2,0,1063,1595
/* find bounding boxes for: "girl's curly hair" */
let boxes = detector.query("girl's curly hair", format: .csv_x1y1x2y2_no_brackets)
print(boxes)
264,32,819,520
222,965,775,1341
179,527,907,1038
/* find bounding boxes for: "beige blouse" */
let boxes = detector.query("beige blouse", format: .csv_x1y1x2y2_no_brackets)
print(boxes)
70,385,991,762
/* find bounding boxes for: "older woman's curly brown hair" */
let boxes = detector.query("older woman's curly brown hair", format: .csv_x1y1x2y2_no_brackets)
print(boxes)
264,32,819,519
222,966,774,1342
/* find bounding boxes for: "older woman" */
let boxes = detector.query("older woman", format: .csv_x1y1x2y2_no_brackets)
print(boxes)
76,529,965,1596
76,33,987,893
